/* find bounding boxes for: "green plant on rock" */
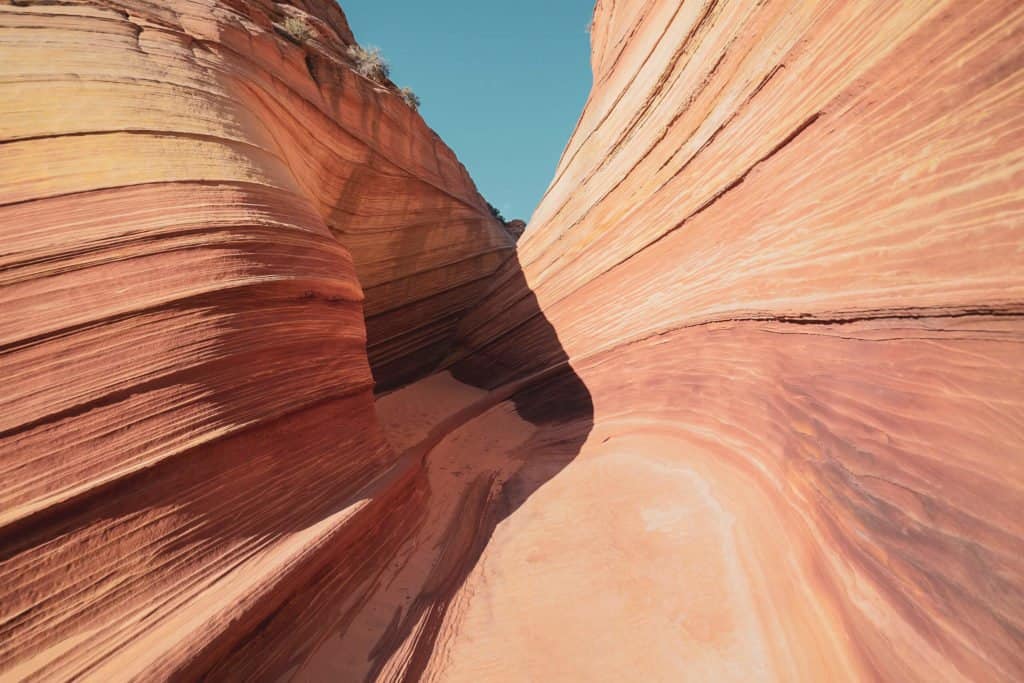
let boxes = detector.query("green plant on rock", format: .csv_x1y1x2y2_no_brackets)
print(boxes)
487,202,505,223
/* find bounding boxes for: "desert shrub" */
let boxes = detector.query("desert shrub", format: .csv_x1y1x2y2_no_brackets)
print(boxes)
487,202,505,223
399,86,421,110
280,16,312,44
347,44,390,82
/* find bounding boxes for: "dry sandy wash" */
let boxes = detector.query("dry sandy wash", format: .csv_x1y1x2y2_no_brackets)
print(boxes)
1,0,1022,681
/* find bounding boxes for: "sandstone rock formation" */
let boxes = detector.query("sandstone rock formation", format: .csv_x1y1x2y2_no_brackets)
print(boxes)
449,1,1024,679
0,0,511,677
503,219,526,241
1,0,1022,681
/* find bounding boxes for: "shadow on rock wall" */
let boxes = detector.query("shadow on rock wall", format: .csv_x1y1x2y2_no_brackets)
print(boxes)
181,248,593,681
361,249,594,680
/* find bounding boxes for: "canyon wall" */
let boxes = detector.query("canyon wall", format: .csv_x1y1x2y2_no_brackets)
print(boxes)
1,0,513,392
0,0,512,678
451,0,1024,680
1,0,1022,681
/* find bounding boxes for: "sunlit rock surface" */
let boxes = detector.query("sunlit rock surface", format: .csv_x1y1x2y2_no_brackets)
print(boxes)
0,0,509,678
1,0,1021,681
451,0,1024,680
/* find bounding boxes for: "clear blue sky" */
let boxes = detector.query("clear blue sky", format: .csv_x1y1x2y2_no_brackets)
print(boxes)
338,1,594,222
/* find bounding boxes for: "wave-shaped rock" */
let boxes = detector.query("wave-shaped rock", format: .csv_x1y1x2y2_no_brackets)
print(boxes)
453,0,1024,680
0,0,510,678
0,0,1021,681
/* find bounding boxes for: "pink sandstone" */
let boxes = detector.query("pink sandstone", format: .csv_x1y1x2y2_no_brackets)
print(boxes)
0,0,1021,681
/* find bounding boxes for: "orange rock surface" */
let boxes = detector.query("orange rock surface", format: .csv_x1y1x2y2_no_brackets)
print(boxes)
1,0,1022,681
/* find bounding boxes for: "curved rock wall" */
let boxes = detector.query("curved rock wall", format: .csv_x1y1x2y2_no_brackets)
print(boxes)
0,0,510,678
1,0,513,392
1,0,1022,681
452,0,1024,680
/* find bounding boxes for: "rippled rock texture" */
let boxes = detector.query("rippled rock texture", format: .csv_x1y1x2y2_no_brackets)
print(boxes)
454,0,1024,680
1,0,1022,681
0,0,513,678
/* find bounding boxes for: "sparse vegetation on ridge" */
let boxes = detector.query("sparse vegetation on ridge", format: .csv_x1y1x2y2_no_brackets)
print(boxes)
280,16,312,44
487,202,505,223
399,86,420,110
347,44,390,83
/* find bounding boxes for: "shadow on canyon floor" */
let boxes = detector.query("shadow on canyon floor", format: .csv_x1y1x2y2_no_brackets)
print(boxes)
0,23,583,675
181,246,594,680
0,216,589,681
343,248,595,681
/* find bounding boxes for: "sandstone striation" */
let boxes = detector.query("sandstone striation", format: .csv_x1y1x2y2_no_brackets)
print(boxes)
448,0,1024,680
0,0,509,678
1,0,1022,681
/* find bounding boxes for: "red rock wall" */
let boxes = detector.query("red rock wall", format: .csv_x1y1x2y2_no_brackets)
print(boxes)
453,0,1024,679
0,0,510,678
1,0,1022,680
1,0,513,392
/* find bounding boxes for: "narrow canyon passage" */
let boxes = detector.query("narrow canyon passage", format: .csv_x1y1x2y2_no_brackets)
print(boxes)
194,251,596,681
1,0,1022,681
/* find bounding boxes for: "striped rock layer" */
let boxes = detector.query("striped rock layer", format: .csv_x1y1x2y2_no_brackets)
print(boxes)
451,0,1024,680
0,0,511,679
1,0,1022,682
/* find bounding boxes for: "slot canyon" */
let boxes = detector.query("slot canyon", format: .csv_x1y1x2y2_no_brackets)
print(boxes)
1,0,1022,680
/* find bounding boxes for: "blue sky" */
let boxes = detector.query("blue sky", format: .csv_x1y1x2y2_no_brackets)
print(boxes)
338,1,594,222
